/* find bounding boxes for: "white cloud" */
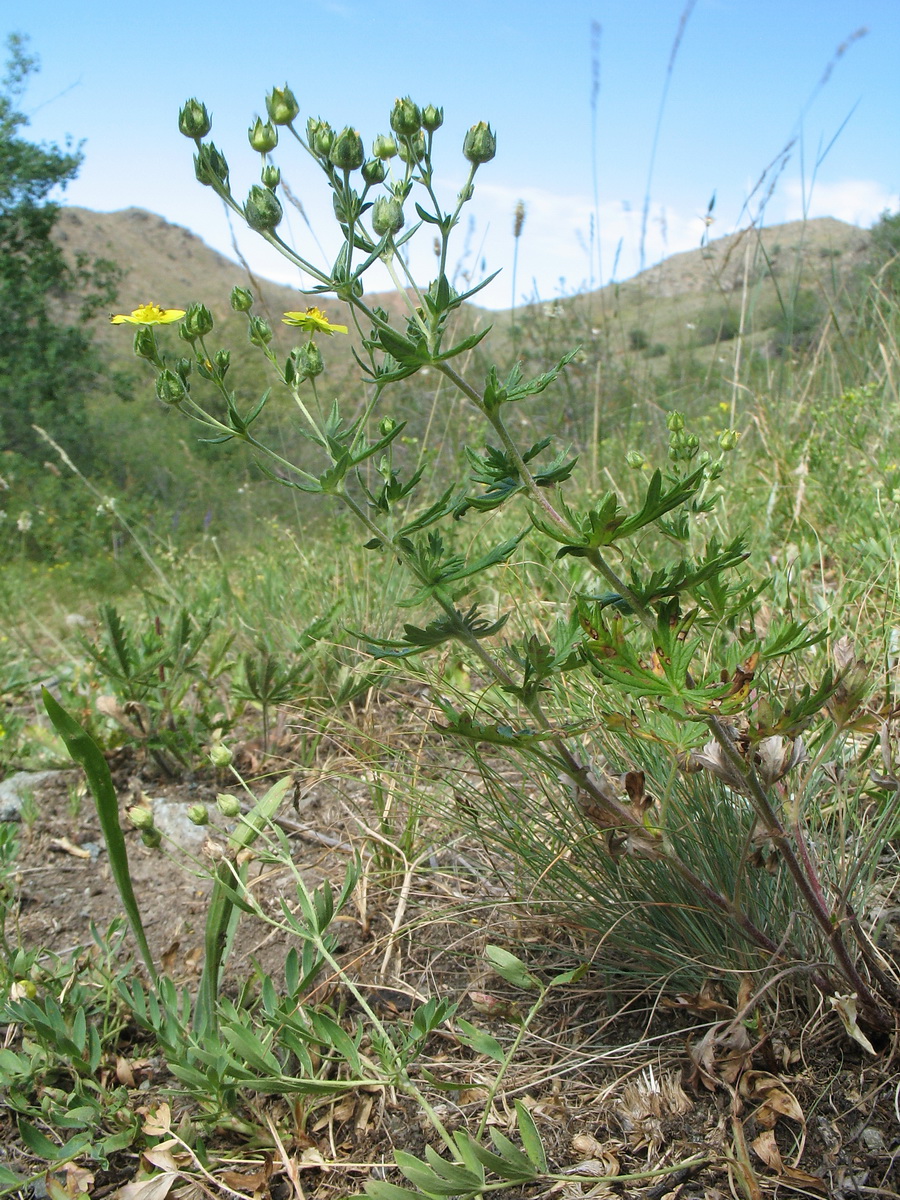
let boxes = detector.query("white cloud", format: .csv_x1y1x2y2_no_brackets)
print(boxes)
780,178,899,227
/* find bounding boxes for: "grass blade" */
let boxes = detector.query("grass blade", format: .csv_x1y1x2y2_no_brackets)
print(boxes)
41,688,157,983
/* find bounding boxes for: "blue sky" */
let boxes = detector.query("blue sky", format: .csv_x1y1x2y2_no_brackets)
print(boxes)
13,0,900,308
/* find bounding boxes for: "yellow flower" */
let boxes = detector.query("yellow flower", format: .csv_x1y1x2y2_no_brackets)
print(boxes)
282,306,348,335
110,303,186,326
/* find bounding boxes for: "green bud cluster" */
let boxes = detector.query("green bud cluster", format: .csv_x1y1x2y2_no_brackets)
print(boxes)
248,117,278,153
463,122,496,164
398,132,425,164
133,328,162,366
668,429,700,461
371,195,404,237
231,286,253,312
266,85,299,126
181,302,214,340
362,158,387,185
248,315,273,346
329,127,365,171
209,742,234,767
178,98,211,139
422,104,443,132
194,142,230,190
245,184,283,232
217,794,242,817
127,805,155,831
390,97,421,137
286,341,325,383
372,134,398,160
156,369,187,406
307,117,334,160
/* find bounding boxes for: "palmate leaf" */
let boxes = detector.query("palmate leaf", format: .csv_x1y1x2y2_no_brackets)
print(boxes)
359,605,510,659
483,348,580,413
398,532,526,607
550,466,708,555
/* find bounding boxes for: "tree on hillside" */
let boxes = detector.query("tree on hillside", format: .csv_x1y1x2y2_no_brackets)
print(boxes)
0,33,118,464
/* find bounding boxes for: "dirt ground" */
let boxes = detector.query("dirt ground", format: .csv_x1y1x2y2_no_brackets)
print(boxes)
4,751,900,1199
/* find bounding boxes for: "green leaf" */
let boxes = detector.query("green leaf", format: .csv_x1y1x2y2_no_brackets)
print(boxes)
489,1127,535,1174
41,690,157,983
395,1150,466,1195
454,1018,505,1063
423,1147,484,1190
466,1140,535,1182
365,1183,433,1200
485,945,538,989
514,1100,547,1171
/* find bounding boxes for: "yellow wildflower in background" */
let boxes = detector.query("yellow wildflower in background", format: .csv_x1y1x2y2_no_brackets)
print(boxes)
282,306,348,335
110,303,186,326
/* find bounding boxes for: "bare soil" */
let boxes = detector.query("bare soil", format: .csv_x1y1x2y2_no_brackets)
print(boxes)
4,747,900,1199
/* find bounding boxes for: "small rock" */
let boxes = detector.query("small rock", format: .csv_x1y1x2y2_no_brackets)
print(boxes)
0,770,67,822
151,798,211,851
860,1127,886,1152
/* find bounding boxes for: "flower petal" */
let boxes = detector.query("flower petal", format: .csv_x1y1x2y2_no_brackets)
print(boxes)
281,306,348,335
110,303,186,326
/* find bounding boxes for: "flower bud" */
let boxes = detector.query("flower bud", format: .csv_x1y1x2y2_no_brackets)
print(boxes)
292,341,324,380
175,357,193,383
231,286,253,312
216,793,242,818
187,804,209,826
178,98,211,139
141,828,162,849
248,118,278,153
362,158,387,185
266,85,299,126
625,450,646,469
463,122,496,164
155,369,187,406
371,195,405,237
127,805,155,831
248,315,273,346
261,163,281,188
133,328,161,366
422,105,443,132
372,133,398,160
182,302,214,340
306,116,334,159
718,429,740,452
329,126,365,171
380,417,397,436
666,410,685,432
215,349,231,376
244,185,283,232
194,142,229,189
390,97,422,137
397,132,425,164
209,742,233,768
